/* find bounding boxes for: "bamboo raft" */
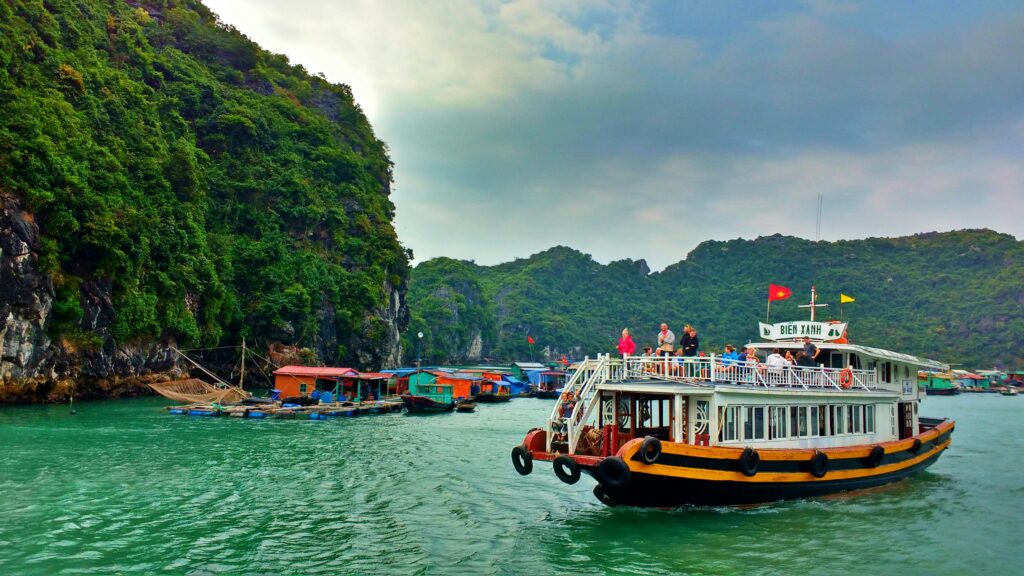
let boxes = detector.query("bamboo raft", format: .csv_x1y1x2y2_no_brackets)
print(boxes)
166,399,405,419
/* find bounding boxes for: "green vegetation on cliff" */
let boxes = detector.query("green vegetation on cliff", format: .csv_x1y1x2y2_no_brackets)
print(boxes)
0,0,408,365
407,230,1024,369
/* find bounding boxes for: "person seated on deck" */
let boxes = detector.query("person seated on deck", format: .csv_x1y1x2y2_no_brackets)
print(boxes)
670,348,686,377
784,350,796,366
766,348,786,385
641,346,656,373
742,347,761,383
795,351,814,368
719,345,739,375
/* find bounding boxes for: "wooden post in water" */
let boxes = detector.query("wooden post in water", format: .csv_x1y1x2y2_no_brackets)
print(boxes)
240,337,246,390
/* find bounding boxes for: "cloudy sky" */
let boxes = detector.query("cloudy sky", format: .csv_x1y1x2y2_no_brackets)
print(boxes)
205,0,1024,270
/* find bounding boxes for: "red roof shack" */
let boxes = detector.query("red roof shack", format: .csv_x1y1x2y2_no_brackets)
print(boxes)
273,365,358,398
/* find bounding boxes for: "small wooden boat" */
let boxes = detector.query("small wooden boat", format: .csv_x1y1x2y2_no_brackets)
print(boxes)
401,394,456,413
456,401,477,412
1000,387,1018,396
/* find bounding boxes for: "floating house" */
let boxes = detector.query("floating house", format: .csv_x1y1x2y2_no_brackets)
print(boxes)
272,365,359,398
511,362,547,381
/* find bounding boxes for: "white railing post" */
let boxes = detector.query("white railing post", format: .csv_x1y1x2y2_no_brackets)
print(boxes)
710,354,717,382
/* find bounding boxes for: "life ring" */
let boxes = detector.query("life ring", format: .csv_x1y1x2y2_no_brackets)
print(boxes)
640,436,662,465
593,485,618,508
810,451,829,478
864,445,885,468
839,368,854,389
910,438,922,454
511,445,533,476
553,455,581,485
598,456,632,490
739,447,760,477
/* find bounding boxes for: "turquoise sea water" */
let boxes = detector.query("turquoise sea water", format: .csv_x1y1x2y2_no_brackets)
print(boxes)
0,394,1021,575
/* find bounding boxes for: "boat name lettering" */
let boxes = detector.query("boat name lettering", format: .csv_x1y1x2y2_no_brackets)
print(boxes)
758,322,848,341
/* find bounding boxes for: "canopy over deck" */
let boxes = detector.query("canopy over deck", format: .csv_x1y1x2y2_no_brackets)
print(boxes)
746,342,948,371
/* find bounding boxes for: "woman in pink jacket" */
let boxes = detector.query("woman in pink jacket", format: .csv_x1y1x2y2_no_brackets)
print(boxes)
617,328,636,357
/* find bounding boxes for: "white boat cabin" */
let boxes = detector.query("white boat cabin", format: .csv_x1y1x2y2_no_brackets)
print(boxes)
548,320,948,456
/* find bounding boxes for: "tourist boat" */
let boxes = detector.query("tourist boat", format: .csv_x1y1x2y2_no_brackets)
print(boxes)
510,290,955,508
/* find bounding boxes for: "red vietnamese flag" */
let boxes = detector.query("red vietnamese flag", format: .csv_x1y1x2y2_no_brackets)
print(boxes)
527,336,536,344
768,284,792,302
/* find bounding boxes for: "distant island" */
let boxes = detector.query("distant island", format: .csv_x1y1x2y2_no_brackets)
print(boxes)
405,230,1024,370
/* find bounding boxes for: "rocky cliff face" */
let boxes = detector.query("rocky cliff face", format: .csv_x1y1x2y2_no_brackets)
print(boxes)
0,196,187,403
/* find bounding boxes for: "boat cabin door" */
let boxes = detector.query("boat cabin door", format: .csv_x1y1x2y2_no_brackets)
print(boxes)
897,401,915,439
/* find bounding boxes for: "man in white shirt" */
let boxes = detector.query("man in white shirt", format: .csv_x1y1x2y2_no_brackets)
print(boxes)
766,348,786,385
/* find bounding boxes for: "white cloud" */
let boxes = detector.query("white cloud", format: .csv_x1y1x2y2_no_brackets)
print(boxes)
202,1,1024,270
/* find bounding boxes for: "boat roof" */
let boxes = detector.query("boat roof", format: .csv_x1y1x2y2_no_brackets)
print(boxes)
597,379,900,399
746,342,948,371
273,365,359,378
512,362,547,370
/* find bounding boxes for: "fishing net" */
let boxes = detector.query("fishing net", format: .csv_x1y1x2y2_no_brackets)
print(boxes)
149,379,249,404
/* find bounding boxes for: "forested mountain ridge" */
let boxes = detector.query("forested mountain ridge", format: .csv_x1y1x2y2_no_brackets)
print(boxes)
406,230,1024,370
0,0,408,402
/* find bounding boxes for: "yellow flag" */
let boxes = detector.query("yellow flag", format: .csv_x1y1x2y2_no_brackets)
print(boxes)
840,293,855,304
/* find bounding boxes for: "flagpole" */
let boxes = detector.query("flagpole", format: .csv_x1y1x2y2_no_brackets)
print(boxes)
766,298,771,323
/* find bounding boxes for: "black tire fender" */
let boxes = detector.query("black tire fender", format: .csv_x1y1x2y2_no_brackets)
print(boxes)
593,485,617,508
511,445,533,476
810,450,829,478
598,456,632,490
553,455,581,485
739,447,760,477
911,438,922,454
864,445,885,468
640,436,662,465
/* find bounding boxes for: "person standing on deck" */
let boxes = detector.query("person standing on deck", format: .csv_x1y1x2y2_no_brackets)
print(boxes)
679,325,693,357
657,323,675,356
803,337,821,366
617,328,636,357
683,326,699,357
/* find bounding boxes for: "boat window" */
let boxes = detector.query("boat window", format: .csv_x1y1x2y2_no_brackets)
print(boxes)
882,362,892,383
719,406,738,442
817,405,827,436
798,406,809,437
743,407,765,440
849,354,861,370
890,405,897,437
866,405,875,433
789,406,800,438
809,406,820,437
832,405,846,435
852,405,862,433
600,394,615,427
904,365,910,379
769,406,788,439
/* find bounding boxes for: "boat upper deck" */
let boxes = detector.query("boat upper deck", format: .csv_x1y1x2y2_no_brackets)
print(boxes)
599,355,897,394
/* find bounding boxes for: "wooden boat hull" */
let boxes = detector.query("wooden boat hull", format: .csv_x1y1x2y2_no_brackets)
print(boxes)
474,394,512,403
401,395,455,413
535,390,561,399
519,419,954,508
456,402,477,412
925,387,960,396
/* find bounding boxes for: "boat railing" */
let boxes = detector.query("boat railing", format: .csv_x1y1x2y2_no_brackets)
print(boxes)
566,354,611,454
546,356,604,451
621,355,878,391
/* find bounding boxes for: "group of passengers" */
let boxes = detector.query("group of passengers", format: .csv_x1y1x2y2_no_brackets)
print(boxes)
615,323,825,379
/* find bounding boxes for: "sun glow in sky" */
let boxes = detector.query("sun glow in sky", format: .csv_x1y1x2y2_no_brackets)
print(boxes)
204,0,1024,269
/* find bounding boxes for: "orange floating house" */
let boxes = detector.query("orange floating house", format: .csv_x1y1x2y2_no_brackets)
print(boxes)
272,365,359,398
